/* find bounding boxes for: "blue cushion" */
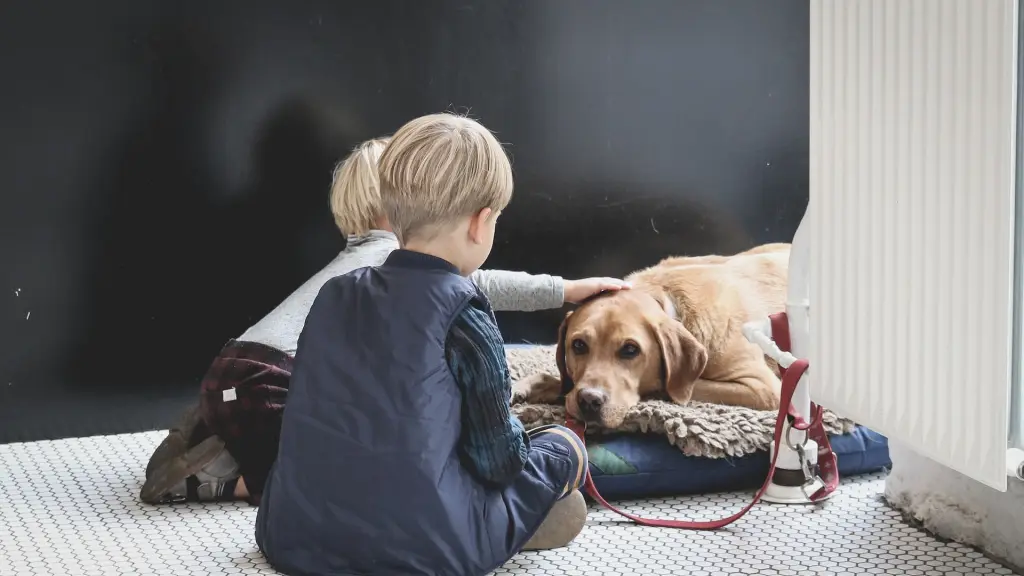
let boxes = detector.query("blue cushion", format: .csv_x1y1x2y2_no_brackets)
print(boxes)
585,426,890,500
503,343,891,500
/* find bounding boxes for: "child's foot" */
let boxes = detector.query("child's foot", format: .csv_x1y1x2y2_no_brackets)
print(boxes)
521,490,588,551
145,404,205,480
139,436,241,504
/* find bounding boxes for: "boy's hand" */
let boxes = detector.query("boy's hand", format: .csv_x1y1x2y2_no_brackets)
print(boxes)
564,277,631,304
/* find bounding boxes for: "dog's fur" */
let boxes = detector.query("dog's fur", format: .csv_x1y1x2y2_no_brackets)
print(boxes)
514,243,790,429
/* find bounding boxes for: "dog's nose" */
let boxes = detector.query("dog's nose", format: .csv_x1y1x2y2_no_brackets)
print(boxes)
577,388,607,418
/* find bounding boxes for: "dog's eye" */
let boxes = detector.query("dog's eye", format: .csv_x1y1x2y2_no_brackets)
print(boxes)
571,339,588,354
619,342,640,359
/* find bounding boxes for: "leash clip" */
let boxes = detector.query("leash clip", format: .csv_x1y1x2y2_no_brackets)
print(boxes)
786,422,817,483
793,442,833,502
793,442,824,498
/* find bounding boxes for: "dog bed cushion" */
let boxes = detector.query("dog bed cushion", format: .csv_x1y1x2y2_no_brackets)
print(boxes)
505,344,891,500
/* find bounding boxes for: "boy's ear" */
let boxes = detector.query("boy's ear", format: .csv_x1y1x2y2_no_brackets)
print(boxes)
468,207,493,244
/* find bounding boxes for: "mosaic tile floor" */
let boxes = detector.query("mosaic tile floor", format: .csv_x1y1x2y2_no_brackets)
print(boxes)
0,431,1018,576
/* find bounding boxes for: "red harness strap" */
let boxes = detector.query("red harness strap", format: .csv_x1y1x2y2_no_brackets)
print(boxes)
564,312,839,529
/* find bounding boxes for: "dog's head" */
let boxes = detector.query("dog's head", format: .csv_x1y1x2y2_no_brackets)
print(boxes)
556,290,708,429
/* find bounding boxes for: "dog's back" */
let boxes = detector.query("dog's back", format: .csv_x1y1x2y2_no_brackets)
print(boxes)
630,244,789,319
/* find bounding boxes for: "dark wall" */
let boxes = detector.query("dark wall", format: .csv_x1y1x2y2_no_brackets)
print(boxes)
0,0,808,442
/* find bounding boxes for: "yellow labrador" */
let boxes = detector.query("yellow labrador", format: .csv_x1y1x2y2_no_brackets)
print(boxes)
514,243,790,429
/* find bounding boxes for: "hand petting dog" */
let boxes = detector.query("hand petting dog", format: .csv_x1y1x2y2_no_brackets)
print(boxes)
563,277,631,304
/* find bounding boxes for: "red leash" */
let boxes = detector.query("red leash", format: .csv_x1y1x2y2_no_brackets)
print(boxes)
564,312,839,529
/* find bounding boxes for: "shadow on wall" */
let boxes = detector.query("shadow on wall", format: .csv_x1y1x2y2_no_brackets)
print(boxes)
69,14,357,390
243,97,360,274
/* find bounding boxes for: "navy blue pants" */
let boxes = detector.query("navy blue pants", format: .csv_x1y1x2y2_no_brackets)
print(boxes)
526,425,588,498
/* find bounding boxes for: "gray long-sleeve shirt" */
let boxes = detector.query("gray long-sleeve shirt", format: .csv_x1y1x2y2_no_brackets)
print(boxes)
237,230,564,355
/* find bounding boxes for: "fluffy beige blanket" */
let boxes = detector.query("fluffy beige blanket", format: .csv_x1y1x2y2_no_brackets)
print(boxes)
507,346,856,459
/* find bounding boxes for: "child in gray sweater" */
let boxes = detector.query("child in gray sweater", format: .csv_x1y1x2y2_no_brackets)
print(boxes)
140,137,626,505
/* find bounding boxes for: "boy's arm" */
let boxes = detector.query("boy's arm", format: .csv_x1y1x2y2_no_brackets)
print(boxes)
469,269,564,312
470,269,632,312
445,299,531,487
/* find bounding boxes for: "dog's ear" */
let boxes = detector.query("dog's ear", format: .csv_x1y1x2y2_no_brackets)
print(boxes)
555,311,574,395
655,317,708,404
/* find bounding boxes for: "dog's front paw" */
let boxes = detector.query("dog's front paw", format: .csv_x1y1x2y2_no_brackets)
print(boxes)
512,373,563,405
511,385,530,405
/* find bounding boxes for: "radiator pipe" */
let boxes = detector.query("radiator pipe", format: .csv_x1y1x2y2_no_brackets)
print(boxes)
750,207,829,504
785,209,813,447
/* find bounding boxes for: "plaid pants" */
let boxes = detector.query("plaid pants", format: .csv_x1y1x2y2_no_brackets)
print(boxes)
195,339,292,499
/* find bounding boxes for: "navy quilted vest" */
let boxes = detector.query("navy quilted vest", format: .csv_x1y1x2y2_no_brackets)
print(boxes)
255,250,556,576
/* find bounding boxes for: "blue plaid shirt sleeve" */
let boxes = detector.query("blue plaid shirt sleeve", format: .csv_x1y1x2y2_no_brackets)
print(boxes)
445,299,530,487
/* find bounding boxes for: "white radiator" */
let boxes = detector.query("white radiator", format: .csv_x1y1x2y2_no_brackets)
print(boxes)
809,0,1018,490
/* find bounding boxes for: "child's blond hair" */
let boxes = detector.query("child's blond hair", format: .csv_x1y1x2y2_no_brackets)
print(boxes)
329,137,391,237
378,113,513,244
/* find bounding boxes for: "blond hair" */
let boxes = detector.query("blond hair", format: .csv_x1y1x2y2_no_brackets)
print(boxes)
329,137,390,237
378,113,513,243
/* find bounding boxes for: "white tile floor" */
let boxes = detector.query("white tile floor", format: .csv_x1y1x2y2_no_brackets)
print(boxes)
0,431,1018,576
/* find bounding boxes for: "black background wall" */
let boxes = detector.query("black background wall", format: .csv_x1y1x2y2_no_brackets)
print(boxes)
0,0,808,443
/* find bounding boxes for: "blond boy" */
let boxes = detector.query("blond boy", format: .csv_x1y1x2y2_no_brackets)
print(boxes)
254,114,601,575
